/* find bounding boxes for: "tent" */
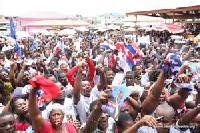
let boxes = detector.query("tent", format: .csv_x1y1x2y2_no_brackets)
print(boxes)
151,23,184,34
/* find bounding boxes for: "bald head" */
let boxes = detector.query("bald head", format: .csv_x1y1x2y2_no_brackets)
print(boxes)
155,103,175,121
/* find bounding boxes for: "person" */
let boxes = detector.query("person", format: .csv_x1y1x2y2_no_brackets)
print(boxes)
116,113,134,133
28,86,76,133
0,112,15,133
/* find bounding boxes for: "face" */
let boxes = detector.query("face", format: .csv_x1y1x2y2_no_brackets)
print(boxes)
105,71,114,85
50,61,57,68
158,89,167,104
155,110,173,132
0,71,9,81
97,112,108,131
58,73,68,86
0,52,4,59
133,66,142,75
125,73,134,86
60,64,68,71
0,115,15,133
81,81,91,97
14,99,28,115
49,109,64,128
22,71,31,85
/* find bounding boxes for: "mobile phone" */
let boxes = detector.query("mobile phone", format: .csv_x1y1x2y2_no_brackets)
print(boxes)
156,116,164,123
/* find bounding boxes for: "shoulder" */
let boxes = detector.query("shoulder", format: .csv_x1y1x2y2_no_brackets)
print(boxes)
65,122,76,133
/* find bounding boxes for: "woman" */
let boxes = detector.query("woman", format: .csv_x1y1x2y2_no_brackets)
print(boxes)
28,86,76,133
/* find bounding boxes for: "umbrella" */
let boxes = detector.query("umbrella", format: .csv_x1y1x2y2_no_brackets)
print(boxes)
16,31,31,39
151,23,184,34
74,27,89,32
58,29,76,36
124,27,135,32
107,25,120,30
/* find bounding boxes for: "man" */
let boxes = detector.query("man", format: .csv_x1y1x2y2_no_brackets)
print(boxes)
0,112,15,133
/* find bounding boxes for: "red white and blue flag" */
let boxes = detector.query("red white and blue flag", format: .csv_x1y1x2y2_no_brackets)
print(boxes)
101,42,144,71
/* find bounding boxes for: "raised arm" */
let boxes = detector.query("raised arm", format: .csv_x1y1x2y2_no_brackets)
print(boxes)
141,70,167,116
82,89,111,133
73,62,86,104
96,64,106,91
177,107,200,130
16,61,27,86
123,115,156,133
9,62,17,88
28,87,45,130
66,66,79,86
86,58,95,87
167,74,191,110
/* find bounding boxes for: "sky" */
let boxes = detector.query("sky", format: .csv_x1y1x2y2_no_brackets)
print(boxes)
0,0,199,17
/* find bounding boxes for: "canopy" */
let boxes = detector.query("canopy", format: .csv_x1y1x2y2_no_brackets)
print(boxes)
151,23,184,34
29,29,51,35
74,27,89,32
16,31,31,39
124,27,136,32
107,25,120,30
58,29,76,36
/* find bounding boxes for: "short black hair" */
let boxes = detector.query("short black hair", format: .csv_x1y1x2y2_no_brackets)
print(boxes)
116,113,133,128
10,97,24,113
104,67,113,73
149,70,162,82
126,71,134,76
0,111,14,118
57,70,66,75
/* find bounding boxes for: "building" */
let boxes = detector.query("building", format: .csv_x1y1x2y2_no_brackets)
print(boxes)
17,11,78,30
98,13,124,26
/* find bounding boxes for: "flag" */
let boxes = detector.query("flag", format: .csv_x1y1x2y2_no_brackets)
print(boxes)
100,43,112,50
10,18,21,56
166,53,182,79
10,18,16,40
30,75,61,99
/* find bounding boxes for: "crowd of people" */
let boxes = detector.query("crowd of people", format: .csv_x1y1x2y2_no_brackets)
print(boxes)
0,28,200,133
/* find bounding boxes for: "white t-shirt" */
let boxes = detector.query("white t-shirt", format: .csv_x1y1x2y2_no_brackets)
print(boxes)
74,94,91,124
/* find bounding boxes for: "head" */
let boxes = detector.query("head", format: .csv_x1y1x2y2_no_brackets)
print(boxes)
116,113,134,133
60,63,68,71
81,78,91,97
0,112,15,133
48,103,64,129
104,67,114,85
125,71,134,86
11,98,28,116
57,70,68,86
89,100,109,131
155,103,175,132
0,52,4,59
22,71,31,85
158,89,169,104
0,71,9,82
49,58,58,69
132,64,142,75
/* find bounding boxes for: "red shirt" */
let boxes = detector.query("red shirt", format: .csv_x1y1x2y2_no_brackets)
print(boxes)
36,121,76,133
